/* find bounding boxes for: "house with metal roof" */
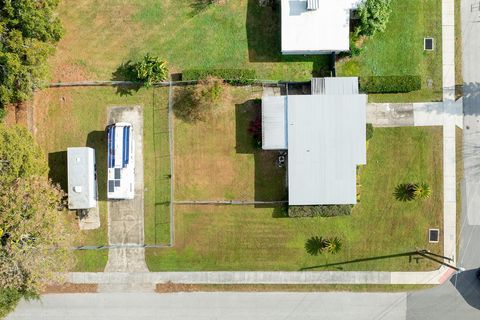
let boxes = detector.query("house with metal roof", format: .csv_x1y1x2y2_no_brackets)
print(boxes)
67,147,98,210
262,77,366,205
281,0,362,54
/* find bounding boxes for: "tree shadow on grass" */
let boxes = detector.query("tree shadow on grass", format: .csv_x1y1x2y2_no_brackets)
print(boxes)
86,131,108,201
235,99,288,203
245,0,332,76
111,61,142,96
48,151,67,192
190,0,214,16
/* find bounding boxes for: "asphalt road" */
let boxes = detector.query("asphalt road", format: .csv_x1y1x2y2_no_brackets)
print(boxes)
406,0,480,318
6,292,407,320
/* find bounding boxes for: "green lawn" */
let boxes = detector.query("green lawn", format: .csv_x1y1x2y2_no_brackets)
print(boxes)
337,0,443,102
146,124,443,272
34,86,166,269
52,0,329,82
173,86,287,201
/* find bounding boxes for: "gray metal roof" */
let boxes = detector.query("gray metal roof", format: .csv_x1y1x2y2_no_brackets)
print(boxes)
262,96,288,150
287,94,366,205
307,0,319,10
67,147,97,209
312,77,359,95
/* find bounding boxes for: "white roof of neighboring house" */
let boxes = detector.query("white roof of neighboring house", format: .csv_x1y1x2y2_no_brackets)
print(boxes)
67,147,97,210
281,0,362,54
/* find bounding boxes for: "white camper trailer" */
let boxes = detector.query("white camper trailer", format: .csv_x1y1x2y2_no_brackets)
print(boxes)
67,147,98,209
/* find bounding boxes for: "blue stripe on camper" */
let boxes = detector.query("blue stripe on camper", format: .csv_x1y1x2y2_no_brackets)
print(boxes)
107,126,115,168
123,126,130,167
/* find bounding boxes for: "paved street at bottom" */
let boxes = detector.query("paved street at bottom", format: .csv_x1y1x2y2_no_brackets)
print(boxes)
7,292,407,320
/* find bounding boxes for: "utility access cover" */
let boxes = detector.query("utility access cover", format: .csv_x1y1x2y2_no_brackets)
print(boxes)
429,228,439,243
424,38,434,50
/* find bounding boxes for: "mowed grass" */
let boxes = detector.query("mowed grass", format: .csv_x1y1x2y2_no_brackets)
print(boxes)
52,0,328,82
337,0,443,102
33,86,164,270
146,125,443,271
173,86,287,201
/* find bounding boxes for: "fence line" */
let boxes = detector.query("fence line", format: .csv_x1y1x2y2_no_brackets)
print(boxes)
167,82,175,247
47,79,302,88
174,200,288,205
74,244,171,250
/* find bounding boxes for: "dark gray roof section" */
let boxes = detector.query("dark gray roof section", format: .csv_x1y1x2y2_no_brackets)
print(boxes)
312,77,359,95
307,0,319,10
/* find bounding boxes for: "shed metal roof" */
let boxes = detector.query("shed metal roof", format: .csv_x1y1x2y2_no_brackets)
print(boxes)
262,96,288,150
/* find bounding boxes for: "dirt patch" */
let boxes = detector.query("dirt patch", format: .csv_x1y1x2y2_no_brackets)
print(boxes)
52,63,92,83
31,88,74,147
41,283,98,294
2,103,30,128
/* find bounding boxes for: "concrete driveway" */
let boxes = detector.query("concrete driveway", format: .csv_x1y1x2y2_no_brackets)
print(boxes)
102,106,149,291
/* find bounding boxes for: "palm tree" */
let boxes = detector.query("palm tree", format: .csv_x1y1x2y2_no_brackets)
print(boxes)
325,237,343,255
305,236,326,256
413,182,431,200
394,183,416,201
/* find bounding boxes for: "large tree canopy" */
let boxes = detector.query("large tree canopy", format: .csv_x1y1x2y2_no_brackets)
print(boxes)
356,0,392,37
0,125,75,307
0,0,63,107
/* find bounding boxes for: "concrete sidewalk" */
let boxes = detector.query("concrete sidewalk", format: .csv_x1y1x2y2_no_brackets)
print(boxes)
367,102,462,127
68,266,453,285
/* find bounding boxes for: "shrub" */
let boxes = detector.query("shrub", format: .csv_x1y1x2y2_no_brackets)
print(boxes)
349,33,364,57
0,289,22,318
366,123,374,140
133,54,168,87
413,182,432,200
325,237,343,255
114,54,169,88
359,76,421,93
356,0,393,36
182,69,256,85
288,205,352,218
173,77,225,122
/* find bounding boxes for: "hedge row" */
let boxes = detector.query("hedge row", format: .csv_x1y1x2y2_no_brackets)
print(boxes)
359,75,421,93
288,205,352,218
182,69,256,85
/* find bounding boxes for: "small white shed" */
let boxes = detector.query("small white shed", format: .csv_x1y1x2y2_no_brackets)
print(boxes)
67,147,97,210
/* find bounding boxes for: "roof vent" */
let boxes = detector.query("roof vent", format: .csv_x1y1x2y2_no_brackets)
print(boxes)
73,186,83,193
307,0,319,10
